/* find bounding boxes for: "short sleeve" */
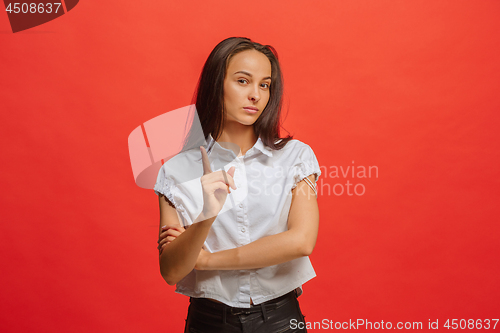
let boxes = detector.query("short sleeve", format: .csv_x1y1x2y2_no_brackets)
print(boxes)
153,164,177,209
291,145,322,191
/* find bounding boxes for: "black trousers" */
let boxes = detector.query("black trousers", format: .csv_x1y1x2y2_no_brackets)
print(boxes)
184,290,307,333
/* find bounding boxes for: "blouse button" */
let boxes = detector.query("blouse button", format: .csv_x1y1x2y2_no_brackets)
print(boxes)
240,227,246,233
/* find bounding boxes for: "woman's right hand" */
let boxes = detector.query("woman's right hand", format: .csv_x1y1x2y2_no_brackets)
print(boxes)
198,146,237,221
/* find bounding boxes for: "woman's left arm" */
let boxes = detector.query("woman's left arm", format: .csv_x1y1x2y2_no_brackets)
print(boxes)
161,174,319,270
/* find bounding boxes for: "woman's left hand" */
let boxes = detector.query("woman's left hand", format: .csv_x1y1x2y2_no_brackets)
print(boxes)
158,225,185,255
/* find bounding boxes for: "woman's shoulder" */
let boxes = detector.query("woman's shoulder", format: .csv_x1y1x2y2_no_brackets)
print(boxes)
159,148,203,182
283,138,312,149
271,138,317,162
274,138,315,154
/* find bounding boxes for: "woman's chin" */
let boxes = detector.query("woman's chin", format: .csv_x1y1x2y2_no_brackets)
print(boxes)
225,118,257,127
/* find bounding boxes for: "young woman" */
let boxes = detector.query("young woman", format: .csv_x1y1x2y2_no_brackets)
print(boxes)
155,37,321,333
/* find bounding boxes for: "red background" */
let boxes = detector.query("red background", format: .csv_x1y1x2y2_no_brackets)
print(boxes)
1,1,499,332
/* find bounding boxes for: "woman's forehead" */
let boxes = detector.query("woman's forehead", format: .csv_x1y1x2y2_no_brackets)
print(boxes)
227,50,272,78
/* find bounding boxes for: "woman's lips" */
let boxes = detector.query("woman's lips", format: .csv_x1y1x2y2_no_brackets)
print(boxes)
243,107,258,114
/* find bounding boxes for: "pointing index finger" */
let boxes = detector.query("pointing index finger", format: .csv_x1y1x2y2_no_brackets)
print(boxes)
200,146,212,175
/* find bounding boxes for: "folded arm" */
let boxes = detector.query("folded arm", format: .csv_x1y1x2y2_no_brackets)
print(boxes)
157,195,215,286
197,174,319,270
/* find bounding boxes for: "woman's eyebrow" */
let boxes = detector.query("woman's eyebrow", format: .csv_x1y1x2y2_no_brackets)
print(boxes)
233,70,271,80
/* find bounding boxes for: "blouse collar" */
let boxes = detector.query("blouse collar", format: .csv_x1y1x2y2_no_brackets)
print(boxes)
206,133,273,158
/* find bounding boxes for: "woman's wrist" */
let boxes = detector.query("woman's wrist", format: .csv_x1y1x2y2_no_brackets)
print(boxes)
194,211,218,224
195,249,211,270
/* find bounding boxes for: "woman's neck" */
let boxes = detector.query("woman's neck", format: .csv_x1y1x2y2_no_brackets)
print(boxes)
216,124,258,157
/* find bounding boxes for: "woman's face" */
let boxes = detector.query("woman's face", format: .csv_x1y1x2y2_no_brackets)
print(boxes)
223,49,272,126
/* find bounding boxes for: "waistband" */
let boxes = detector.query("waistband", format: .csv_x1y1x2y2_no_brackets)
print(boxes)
189,290,297,321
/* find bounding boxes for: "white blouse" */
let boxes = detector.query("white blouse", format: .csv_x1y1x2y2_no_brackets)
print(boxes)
154,133,322,308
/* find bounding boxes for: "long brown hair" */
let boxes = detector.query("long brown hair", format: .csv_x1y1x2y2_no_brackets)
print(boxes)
182,37,293,155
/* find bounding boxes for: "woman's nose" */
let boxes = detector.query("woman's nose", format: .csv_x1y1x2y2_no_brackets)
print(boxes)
249,86,260,102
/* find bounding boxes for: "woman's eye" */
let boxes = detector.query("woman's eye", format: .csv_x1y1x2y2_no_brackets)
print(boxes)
261,83,270,89
238,79,248,84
